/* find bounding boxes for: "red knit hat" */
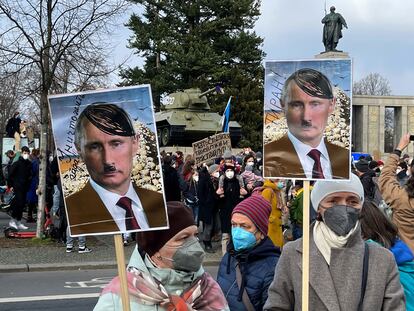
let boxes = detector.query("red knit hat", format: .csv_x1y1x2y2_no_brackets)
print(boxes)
136,201,195,256
232,195,271,235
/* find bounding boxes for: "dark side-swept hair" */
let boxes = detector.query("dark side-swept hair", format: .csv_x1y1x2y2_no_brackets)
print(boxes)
282,68,333,101
75,103,135,147
360,200,398,249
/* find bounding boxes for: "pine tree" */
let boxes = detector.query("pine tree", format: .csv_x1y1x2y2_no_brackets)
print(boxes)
121,0,265,150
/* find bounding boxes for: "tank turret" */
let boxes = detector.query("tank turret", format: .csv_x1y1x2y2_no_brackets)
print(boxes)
155,88,241,146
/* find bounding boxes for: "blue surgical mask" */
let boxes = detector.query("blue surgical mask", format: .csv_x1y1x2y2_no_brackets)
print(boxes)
277,181,284,189
231,227,257,251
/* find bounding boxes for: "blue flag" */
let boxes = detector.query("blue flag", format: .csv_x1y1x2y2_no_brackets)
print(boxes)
221,96,232,133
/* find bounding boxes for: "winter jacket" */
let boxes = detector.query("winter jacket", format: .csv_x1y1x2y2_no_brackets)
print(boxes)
260,180,283,248
359,169,377,200
264,224,405,311
26,157,39,204
198,167,218,225
390,239,414,311
8,156,32,192
217,238,280,311
378,153,414,253
219,176,241,233
289,187,317,225
162,164,181,202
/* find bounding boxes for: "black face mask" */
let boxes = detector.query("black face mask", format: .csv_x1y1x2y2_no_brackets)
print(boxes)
322,205,360,236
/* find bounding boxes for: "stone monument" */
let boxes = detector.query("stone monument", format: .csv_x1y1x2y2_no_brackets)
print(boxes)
316,6,349,59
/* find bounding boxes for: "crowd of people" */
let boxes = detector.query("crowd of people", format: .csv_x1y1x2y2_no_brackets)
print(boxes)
153,141,413,310
2,125,414,309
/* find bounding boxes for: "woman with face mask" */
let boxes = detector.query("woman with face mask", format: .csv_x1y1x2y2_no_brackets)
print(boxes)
181,166,199,223
264,174,405,311
197,164,220,253
95,201,229,311
219,163,243,255
217,195,280,310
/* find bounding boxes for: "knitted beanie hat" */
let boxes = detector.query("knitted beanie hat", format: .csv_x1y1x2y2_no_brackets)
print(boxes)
223,149,232,159
208,164,219,174
355,159,369,173
311,173,364,211
232,195,271,235
136,201,195,256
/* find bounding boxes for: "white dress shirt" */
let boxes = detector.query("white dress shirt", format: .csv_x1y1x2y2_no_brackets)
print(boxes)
287,131,333,179
89,178,150,231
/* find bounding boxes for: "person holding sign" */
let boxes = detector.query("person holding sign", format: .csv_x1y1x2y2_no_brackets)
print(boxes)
95,201,230,310
66,103,167,235
264,174,405,310
263,68,349,179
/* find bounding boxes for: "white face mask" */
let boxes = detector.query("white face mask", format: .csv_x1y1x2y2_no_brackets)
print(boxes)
212,172,220,178
22,153,29,160
49,156,54,163
193,175,199,182
246,161,254,167
396,168,402,174
225,171,235,179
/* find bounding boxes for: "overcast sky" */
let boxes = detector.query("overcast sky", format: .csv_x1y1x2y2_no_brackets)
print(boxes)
111,0,414,96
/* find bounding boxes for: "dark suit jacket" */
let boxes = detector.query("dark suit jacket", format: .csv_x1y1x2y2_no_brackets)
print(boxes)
65,181,167,235
263,134,349,179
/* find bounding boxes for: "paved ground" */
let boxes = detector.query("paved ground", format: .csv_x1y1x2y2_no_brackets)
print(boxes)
0,210,223,272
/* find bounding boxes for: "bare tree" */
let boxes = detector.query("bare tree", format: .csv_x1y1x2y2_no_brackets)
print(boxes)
0,0,129,237
353,73,392,96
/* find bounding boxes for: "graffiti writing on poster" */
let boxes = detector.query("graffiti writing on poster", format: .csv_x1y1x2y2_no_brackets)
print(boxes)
57,94,85,180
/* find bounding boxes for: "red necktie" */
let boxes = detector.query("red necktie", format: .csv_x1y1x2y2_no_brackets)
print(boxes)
308,149,325,179
117,197,140,230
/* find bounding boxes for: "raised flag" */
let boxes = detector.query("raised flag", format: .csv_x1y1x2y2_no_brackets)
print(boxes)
221,96,232,133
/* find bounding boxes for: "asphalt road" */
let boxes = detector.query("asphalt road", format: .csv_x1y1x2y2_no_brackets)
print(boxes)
0,266,219,310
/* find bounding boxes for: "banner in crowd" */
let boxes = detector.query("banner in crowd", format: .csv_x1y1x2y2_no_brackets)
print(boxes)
1,138,39,164
192,133,232,166
262,59,352,181
48,85,168,237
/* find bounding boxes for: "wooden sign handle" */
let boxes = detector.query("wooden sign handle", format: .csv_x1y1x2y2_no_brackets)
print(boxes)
114,234,131,311
302,180,310,311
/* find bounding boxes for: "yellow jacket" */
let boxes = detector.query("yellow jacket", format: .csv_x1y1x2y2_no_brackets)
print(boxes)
261,179,284,248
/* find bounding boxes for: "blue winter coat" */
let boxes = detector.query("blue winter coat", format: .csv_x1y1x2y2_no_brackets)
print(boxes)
217,237,280,311
390,239,414,311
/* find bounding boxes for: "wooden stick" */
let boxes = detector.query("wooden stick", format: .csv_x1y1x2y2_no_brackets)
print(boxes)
302,180,310,311
114,234,131,311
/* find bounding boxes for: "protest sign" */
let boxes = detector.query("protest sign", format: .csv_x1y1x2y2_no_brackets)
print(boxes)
192,133,232,165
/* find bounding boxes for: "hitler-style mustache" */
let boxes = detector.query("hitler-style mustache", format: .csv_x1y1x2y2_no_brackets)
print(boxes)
301,120,312,128
103,164,117,173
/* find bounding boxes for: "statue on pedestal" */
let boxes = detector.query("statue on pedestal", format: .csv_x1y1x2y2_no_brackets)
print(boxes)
322,6,348,52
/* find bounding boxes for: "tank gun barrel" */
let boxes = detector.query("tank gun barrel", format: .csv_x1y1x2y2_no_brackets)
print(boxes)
198,86,221,98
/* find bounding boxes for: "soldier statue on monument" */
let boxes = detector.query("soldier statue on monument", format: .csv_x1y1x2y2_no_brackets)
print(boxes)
322,6,348,52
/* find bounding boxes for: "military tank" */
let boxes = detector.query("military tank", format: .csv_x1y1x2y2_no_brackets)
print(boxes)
155,88,242,146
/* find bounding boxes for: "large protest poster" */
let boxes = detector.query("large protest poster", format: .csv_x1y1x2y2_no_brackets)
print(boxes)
263,59,352,181
48,85,168,237
192,133,232,166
